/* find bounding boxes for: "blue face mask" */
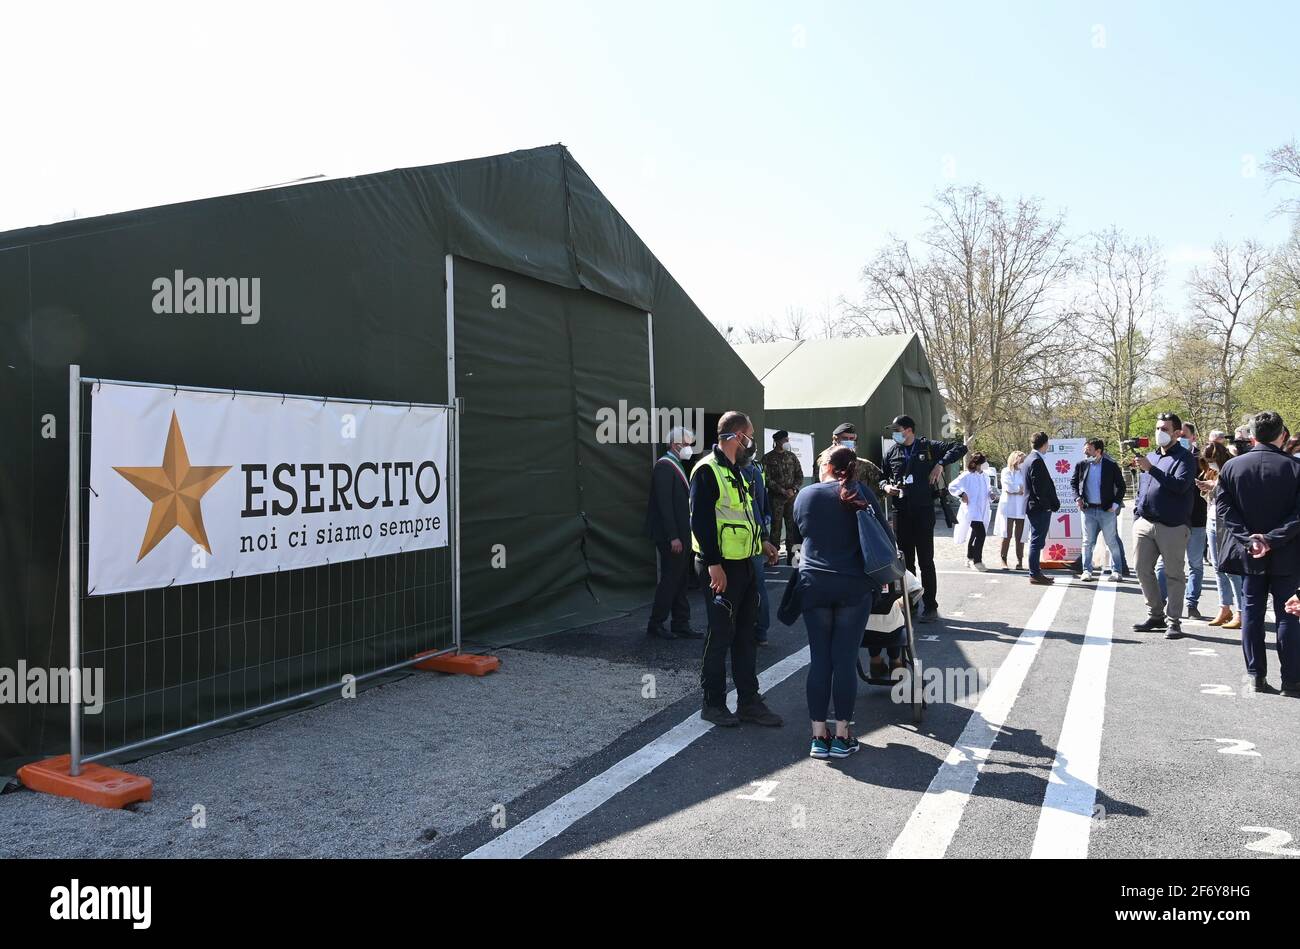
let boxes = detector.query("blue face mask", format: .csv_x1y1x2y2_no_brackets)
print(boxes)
841,440,856,452
1178,437,1191,450
892,432,906,445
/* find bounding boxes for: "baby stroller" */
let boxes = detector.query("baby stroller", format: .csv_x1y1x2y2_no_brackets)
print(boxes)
857,563,925,723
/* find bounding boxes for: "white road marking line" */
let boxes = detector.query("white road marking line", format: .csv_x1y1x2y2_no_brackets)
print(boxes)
463,646,812,859
888,581,1070,859
1030,579,1117,859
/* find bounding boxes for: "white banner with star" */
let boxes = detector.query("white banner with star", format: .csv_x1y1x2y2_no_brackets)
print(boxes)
87,381,450,595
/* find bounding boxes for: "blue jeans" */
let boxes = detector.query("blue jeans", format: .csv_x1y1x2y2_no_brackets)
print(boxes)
1241,572,1300,683
801,572,873,722
752,554,771,639
1207,526,1244,609
1027,510,1052,576
1157,526,1207,610
1082,507,1124,573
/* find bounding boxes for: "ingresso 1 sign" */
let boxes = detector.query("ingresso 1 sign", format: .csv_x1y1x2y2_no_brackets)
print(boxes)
87,381,450,596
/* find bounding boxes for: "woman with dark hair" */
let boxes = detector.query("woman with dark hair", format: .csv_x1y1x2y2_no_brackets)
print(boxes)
950,452,993,571
793,445,884,760
1201,440,1244,628
1286,434,1300,459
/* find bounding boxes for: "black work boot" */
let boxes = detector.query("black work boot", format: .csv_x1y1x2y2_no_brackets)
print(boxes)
737,699,783,727
701,704,740,727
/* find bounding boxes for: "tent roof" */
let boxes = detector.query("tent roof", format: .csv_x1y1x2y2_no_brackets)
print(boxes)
735,334,916,409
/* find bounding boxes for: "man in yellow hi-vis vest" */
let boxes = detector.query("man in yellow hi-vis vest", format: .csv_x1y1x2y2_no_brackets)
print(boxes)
690,411,783,728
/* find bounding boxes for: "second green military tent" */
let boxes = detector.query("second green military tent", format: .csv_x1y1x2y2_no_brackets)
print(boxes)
736,334,948,471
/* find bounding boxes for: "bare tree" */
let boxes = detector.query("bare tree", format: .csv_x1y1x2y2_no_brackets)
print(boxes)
1077,228,1163,446
1186,240,1283,429
1263,139,1300,220
738,306,814,343
842,185,1073,442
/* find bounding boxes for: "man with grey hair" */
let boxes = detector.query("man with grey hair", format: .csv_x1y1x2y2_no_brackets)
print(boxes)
643,426,701,639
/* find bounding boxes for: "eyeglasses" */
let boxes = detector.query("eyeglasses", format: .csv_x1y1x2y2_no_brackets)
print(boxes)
1157,413,1177,421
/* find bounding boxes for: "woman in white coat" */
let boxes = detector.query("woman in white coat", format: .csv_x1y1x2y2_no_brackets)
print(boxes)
949,452,993,571
994,450,1028,571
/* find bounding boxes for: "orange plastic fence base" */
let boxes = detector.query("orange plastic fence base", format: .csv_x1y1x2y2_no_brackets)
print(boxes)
17,756,153,810
413,650,500,676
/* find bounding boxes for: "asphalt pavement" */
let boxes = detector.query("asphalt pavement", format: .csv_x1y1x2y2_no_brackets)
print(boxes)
435,530,1300,860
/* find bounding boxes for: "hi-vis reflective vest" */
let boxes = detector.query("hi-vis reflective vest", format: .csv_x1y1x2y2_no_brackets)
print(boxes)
691,453,763,561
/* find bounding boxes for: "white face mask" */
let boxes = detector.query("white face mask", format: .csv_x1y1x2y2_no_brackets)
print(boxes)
1155,430,1173,448
676,445,693,460
1210,462,1220,472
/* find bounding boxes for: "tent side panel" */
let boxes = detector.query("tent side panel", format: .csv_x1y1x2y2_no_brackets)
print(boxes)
453,258,654,640
2,175,446,773
0,247,35,767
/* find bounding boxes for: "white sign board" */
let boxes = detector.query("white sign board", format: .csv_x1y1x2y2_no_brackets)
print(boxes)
88,382,449,596
1042,437,1085,564
765,429,815,480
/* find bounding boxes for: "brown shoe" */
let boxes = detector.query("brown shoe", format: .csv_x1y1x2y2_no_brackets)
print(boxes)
1208,607,1233,627
1222,612,1243,630
1029,575,1055,586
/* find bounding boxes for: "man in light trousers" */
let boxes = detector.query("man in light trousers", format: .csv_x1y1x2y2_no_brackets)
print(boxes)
1131,412,1197,640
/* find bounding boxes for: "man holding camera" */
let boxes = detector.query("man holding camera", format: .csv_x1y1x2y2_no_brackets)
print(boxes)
881,415,967,622
1130,412,1196,639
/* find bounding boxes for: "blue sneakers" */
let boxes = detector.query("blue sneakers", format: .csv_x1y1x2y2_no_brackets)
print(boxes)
829,734,860,759
809,735,831,759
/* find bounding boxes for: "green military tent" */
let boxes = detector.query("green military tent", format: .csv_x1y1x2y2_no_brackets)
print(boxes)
0,144,763,772
735,334,948,472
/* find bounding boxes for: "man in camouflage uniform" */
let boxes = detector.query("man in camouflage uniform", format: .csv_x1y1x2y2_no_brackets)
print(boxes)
830,423,884,498
762,430,804,564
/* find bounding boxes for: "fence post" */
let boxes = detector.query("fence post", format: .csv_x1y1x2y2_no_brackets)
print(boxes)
445,254,461,651
68,364,83,777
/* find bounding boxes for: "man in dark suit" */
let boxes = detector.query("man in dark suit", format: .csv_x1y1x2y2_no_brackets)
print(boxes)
1071,438,1127,582
1025,431,1061,585
644,426,702,640
1215,410,1300,696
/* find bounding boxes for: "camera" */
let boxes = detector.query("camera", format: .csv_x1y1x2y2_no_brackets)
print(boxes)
1120,437,1150,451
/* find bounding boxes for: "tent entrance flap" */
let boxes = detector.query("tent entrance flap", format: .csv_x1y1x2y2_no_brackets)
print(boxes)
453,258,654,638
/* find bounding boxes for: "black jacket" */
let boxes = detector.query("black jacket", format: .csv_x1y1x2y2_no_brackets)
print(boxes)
643,453,691,546
1026,452,1061,515
1215,443,1300,577
1070,456,1126,510
882,436,967,512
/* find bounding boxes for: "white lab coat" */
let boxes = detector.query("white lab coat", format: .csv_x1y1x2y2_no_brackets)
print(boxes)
949,470,992,545
994,465,1028,538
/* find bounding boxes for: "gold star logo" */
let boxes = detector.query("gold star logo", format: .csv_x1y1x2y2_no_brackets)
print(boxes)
114,411,231,562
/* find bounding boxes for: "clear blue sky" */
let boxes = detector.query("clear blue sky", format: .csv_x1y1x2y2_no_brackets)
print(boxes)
3,0,1296,330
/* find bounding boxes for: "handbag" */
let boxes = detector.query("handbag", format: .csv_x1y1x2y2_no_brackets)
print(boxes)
857,503,905,585
777,568,804,626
